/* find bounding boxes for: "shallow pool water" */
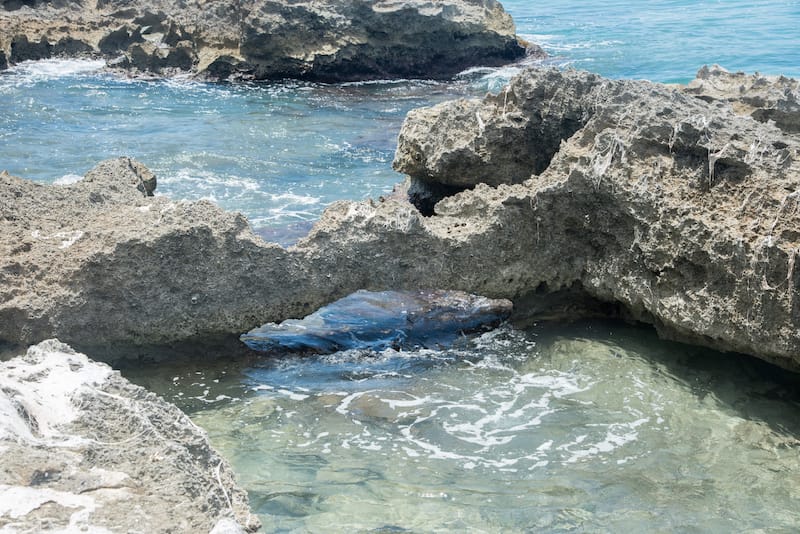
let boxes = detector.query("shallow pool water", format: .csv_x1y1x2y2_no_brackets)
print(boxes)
123,321,800,532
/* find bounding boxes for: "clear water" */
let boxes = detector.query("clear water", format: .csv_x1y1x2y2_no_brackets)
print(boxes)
124,322,800,532
512,0,800,83
4,1,800,530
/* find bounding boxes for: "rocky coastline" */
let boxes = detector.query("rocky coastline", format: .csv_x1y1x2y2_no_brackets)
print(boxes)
2,65,799,371
2,62,800,530
0,0,536,81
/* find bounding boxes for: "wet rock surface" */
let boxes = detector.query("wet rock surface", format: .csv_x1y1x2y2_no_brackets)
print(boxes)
1,66,799,372
0,339,260,533
241,289,513,353
0,0,530,80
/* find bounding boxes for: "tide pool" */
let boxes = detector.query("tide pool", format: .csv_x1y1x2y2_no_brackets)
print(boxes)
3,1,800,530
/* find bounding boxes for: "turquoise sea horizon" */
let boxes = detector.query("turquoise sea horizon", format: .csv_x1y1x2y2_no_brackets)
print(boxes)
509,0,800,83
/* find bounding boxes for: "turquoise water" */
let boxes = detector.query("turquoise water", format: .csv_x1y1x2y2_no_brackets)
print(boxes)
3,1,800,530
511,0,800,83
125,322,800,532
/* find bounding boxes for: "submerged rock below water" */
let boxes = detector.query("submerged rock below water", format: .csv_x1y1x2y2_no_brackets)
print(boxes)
241,290,512,353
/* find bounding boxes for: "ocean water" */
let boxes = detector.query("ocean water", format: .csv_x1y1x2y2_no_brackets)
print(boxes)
511,0,800,83
3,0,800,530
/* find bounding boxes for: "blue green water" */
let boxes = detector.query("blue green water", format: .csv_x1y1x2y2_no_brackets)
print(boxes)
511,0,800,83
3,1,800,530
126,322,800,532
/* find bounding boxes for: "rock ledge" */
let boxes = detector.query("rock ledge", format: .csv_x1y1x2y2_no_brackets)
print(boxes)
0,339,260,533
1,66,799,373
0,0,532,81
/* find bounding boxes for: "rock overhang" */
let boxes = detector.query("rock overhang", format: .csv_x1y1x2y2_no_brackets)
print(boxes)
1,66,799,372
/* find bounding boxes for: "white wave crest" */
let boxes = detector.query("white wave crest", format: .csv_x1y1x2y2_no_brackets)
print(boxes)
6,58,107,80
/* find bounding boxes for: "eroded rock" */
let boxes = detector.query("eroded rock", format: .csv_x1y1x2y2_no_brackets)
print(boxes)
0,339,260,532
1,67,799,373
0,0,530,80
684,65,800,133
241,289,513,353
390,66,800,370
394,69,602,189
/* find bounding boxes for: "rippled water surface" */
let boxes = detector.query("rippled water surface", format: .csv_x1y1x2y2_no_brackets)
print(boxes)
125,322,800,532
512,0,800,82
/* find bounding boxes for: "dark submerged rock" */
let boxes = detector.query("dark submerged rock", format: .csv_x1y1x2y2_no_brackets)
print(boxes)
241,290,513,353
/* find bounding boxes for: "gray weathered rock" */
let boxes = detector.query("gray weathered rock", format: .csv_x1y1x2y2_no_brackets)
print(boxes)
0,0,531,81
683,64,800,134
394,68,601,188
391,66,800,369
0,339,260,533
1,67,799,373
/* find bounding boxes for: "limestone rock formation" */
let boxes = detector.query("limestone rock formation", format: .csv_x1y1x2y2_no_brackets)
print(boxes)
684,64,800,134
0,0,531,80
392,66,800,370
0,339,260,532
1,67,799,373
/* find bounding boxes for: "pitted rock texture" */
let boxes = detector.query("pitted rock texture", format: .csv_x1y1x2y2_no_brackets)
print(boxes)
394,68,602,188
0,339,260,533
0,0,531,81
391,66,800,370
1,67,799,373
684,64,800,134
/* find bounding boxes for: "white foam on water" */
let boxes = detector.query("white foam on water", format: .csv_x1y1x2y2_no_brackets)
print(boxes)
54,174,84,185
545,39,622,52
160,168,260,192
277,389,309,401
521,33,559,43
518,372,590,398
268,192,321,205
338,78,441,88
5,58,107,80
560,418,649,464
